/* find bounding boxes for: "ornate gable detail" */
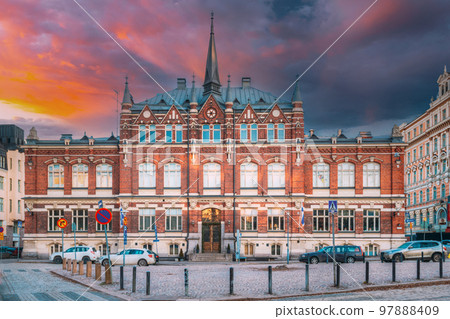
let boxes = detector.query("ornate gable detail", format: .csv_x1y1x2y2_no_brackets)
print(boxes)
160,105,187,124
198,95,224,124
263,104,289,123
133,105,159,124
236,104,260,124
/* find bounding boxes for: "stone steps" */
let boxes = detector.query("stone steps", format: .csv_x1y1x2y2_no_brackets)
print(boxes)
190,253,233,262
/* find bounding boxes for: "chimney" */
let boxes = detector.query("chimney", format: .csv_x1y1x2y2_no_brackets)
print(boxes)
177,78,186,90
337,129,342,136
358,131,372,139
242,77,251,88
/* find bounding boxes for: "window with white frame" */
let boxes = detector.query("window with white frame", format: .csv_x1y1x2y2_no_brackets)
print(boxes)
267,209,285,231
0,176,3,189
338,210,354,232
149,125,156,143
96,164,112,188
365,244,379,256
72,164,88,188
338,163,354,187
164,163,181,188
139,125,146,143
0,198,3,212
267,123,274,142
203,163,221,188
240,124,248,142
166,208,182,231
240,209,257,231
363,210,380,232
96,220,112,231
48,164,64,188
313,163,329,187
443,134,447,148
17,200,20,214
18,180,21,193
202,125,210,143
48,209,64,231
243,243,255,256
72,209,88,231
50,244,63,255
271,244,281,256
363,163,380,187
268,163,285,188
278,124,285,142
175,124,182,143
165,125,173,143
250,124,258,143
139,163,156,188
313,209,329,231
98,243,111,256
240,163,258,188
169,244,179,255
139,208,156,231
213,124,221,143
143,244,153,250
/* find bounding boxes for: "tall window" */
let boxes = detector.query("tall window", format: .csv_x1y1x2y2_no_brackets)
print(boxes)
175,124,182,143
139,208,156,231
166,208,182,231
413,149,416,161
96,164,112,187
363,163,380,187
313,163,329,187
72,209,88,231
0,198,3,212
413,192,416,205
313,209,329,231
202,125,210,143
271,244,281,256
213,124,221,143
338,163,355,187
444,159,448,173
48,210,64,231
268,163,285,188
407,193,410,206
18,180,21,193
426,188,430,201
250,124,258,143
267,124,274,142
149,125,156,143
164,163,181,188
169,244,179,255
240,124,248,142
413,171,417,183
442,184,446,199
267,209,284,231
17,200,21,214
426,142,430,155
419,168,423,181
240,209,257,231
139,125,146,143
72,164,88,188
363,210,380,232
420,190,423,203
433,186,437,200
278,124,285,142
365,244,379,256
203,163,221,188
48,164,64,188
338,210,354,232
419,146,423,158
139,163,156,188
407,153,410,164
434,138,438,151
443,134,447,148
240,163,258,188
0,176,3,189
165,125,173,143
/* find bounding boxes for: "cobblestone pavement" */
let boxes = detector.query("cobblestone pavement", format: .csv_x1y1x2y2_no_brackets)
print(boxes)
53,259,450,300
0,260,122,301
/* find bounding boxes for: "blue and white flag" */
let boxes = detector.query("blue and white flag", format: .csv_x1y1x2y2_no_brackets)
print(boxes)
120,207,124,229
301,205,305,227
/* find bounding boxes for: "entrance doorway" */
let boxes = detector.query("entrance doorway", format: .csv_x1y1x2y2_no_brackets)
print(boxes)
201,208,221,253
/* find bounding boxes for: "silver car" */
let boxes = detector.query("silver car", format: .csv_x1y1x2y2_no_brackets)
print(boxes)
381,240,447,262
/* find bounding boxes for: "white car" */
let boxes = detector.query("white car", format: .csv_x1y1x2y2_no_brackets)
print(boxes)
100,249,157,267
50,246,100,264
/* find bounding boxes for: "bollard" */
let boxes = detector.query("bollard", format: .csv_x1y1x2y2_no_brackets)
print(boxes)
229,267,234,295
72,260,77,275
363,252,366,263
105,265,112,284
336,263,340,288
67,259,71,271
120,266,124,290
307,256,310,265
392,259,396,282
184,268,189,296
305,264,310,292
86,261,92,278
78,261,84,275
62,258,66,270
132,266,136,292
146,271,151,295
326,254,329,264
421,252,424,262
95,263,101,281
439,257,443,278
268,266,273,294
365,261,369,284
417,259,420,280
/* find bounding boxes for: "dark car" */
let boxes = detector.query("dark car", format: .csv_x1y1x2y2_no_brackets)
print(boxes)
299,245,364,264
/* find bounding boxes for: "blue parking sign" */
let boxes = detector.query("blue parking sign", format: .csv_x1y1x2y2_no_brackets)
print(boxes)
18,221,22,228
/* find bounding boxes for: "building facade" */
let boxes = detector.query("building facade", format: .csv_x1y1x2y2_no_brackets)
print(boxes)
0,125,25,248
402,67,450,237
22,14,406,259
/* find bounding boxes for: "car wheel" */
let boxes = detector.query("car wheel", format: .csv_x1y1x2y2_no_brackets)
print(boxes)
346,256,355,263
53,256,62,264
102,259,110,267
309,256,319,264
432,253,442,262
138,259,148,267
393,254,403,262
82,256,90,264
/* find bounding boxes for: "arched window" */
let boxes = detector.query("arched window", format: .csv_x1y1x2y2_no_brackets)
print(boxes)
72,164,88,188
338,163,355,187
363,163,380,187
277,124,285,142
433,186,437,200
268,163,285,188
164,163,181,188
413,192,416,205
48,164,64,188
441,184,446,198
313,163,329,187
96,164,112,188
139,163,156,188
426,188,430,201
271,244,281,256
250,124,258,143
240,163,258,188
419,190,423,203
203,163,221,188
240,124,248,143
407,193,410,206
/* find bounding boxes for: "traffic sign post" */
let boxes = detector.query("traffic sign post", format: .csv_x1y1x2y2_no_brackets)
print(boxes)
72,222,77,260
17,221,23,260
96,207,112,267
437,207,447,262
329,200,338,286
0,227,4,242
236,230,241,263
57,218,68,259
123,225,127,267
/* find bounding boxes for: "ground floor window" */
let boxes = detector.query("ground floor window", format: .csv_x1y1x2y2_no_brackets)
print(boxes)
240,209,258,231
169,244,179,255
98,244,111,256
48,210,64,231
365,244,379,256
243,243,255,256
143,244,153,251
363,210,380,232
338,210,354,232
49,244,62,255
313,209,329,231
267,209,285,231
271,244,281,256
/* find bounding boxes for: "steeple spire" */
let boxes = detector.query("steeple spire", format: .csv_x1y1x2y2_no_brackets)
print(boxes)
122,76,132,105
292,75,302,103
190,73,197,104
203,11,221,96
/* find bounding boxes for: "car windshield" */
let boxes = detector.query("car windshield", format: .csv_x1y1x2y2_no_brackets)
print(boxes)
117,251,124,255
397,243,411,249
318,247,332,253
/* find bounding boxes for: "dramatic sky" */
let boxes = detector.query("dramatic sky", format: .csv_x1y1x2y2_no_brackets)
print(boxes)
1,0,450,139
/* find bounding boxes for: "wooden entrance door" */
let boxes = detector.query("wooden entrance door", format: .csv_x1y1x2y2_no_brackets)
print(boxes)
202,223,221,253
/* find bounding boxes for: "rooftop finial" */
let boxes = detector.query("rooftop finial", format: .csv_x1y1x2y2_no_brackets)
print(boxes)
190,73,197,104
203,10,221,96
211,11,214,34
445,65,447,73
225,74,232,104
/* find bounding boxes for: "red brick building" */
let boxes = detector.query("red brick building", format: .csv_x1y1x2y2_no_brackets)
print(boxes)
22,14,406,259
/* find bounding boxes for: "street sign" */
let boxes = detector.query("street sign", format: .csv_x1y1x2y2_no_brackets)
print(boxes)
0,227,4,233
328,200,338,214
405,212,410,219
439,218,447,225
96,208,112,225
18,221,22,228
405,219,415,223
0,233,3,240
153,239,160,242
123,226,127,245
98,200,103,208
123,217,128,226
57,218,68,229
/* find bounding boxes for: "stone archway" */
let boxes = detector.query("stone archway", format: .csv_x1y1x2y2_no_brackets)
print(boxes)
201,208,221,253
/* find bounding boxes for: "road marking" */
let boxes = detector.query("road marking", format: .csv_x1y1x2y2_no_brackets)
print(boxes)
61,291,91,301
32,292,57,301
32,269,41,272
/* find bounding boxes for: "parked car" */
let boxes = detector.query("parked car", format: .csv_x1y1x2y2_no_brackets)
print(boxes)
442,240,450,253
0,246,22,258
100,249,157,267
147,250,159,263
299,245,364,264
380,240,447,262
50,246,100,264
